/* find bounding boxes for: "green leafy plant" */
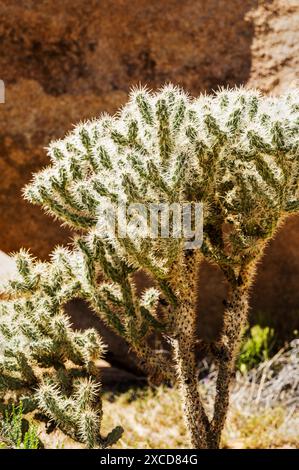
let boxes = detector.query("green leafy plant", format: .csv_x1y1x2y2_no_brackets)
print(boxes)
0,85,298,448
0,402,39,449
237,325,275,373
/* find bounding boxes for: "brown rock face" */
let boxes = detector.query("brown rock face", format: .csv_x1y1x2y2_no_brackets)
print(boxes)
0,0,256,256
0,0,298,370
0,80,125,257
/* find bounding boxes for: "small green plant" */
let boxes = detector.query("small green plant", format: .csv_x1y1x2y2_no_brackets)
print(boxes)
0,402,39,449
237,325,275,373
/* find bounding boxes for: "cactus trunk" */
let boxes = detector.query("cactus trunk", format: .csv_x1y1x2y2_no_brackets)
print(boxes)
210,260,259,447
174,336,210,448
171,250,211,448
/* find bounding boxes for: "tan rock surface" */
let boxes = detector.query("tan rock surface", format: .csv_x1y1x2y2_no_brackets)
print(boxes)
247,0,299,94
0,250,16,284
246,0,299,338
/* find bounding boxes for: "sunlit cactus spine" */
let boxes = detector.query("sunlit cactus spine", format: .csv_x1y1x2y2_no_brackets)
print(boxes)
0,85,298,449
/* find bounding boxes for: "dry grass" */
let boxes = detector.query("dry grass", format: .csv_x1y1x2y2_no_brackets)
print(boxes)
7,341,299,449
38,385,298,449
102,387,188,449
100,386,299,449
224,407,299,449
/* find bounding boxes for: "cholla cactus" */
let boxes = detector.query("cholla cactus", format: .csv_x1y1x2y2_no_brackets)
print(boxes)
0,85,298,448
0,250,123,448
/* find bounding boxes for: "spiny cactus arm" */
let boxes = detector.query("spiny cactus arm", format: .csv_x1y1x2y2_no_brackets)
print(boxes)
0,249,82,304
3,244,131,340
4,246,127,341
36,378,123,449
209,256,260,448
0,254,123,448
23,87,204,274
86,283,175,382
8,241,174,382
166,249,211,448
5,243,174,382
0,292,104,380
75,235,176,381
75,234,162,332
207,91,299,269
0,300,38,396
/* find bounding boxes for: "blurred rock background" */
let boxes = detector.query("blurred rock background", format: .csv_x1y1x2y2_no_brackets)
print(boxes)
0,0,298,372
